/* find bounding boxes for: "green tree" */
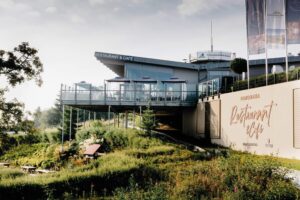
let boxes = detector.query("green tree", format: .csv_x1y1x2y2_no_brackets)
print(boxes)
0,42,43,149
230,58,247,74
141,105,156,135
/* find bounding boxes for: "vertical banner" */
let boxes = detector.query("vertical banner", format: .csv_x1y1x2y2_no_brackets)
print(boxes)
287,0,300,44
266,0,285,49
246,0,266,55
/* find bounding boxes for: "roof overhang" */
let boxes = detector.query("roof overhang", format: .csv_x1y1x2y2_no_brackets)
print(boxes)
94,52,200,76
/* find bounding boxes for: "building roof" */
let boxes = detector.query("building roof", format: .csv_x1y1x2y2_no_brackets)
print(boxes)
95,51,300,76
84,144,101,155
95,52,200,76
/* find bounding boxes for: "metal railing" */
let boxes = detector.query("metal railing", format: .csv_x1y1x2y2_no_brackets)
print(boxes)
198,68,300,99
198,78,220,99
61,83,198,106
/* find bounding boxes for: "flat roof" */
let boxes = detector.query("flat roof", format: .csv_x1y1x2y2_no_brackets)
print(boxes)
95,51,300,75
95,52,200,75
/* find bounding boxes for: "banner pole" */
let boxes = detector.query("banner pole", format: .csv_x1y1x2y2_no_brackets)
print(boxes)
264,0,268,86
245,0,250,89
284,0,289,82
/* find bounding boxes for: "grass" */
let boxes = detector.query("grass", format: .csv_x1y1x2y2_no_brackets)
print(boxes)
0,124,299,199
276,157,300,171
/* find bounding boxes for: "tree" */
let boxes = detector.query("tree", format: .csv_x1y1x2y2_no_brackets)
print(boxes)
230,58,247,74
141,105,156,135
0,42,43,132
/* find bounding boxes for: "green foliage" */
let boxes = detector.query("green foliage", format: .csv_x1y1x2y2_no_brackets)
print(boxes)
33,104,61,129
75,121,105,142
141,105,156,135
232,67,300,91
38,128,62,143
230,58,247,74
0,42,43,133
0,168,25,180
0,143,60,168
0,121,299,199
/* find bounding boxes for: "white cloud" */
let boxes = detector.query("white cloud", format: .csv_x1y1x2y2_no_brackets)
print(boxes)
28,10,41,17
70,14,85,23
45,6,57,14
89,0,106,6
113,7,120,12
0,0,14,9
177,0,243,16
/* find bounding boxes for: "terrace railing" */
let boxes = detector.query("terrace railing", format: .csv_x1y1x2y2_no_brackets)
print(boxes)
198,68,300,100
61,83,198,107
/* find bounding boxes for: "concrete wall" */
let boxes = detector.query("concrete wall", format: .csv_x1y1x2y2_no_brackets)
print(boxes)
185,80,300,159
205,80,300,159
182,100,219,139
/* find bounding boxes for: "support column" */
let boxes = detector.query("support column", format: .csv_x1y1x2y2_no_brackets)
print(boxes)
69,107,72,141
117,113,120,128
133,110,136,128
61,105,65,152
76,108,79,130
139,106,142,128
83,110,86,126
125,111,128,129
94,112,96,121
108,105,111,128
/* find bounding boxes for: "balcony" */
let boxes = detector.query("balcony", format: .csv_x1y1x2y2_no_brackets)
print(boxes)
61,81,198,108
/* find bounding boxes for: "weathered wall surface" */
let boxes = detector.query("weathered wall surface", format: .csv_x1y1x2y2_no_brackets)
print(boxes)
213,80,300,159
185,80,300,159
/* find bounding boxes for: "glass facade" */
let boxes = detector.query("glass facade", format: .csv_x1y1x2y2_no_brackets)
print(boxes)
125,63,173,81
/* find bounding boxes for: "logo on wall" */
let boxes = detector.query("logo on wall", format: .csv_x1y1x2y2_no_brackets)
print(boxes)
230,101,277,139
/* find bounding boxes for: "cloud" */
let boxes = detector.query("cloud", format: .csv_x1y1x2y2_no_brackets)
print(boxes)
0,0,14,9
45,6,57,14
28,10,41,17
70,14,85,23
177,0,243,16
89,0,106,6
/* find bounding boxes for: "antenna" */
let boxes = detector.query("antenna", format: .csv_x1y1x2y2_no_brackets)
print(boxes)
211,20,213,52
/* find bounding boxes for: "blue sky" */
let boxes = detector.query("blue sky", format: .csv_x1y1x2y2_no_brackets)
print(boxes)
0,0,293,112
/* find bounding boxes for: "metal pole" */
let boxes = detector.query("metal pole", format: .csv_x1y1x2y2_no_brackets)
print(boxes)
75,83,77,104
76,108,79,130
94,112,96,121
83,110,86,126
245,0,250,89
133,110,136,128
108,105,111,128
69,107,72,141
125,111,128,129
264,0,268,86
88,111,91,121
284,0,289,82
61,104,65,152
139,106,142,128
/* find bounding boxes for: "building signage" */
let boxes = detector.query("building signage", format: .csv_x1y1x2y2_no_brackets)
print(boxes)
230,98,277,139
97,52,134,62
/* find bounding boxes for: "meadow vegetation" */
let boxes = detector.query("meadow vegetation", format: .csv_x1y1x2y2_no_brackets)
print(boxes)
0,121,299,199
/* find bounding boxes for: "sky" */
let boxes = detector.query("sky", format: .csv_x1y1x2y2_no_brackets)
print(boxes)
0,0,297,113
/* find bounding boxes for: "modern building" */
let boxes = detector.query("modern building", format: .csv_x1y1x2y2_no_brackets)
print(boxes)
61,51,300,159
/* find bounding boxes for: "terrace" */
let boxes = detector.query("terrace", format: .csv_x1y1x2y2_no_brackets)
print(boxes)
61,77,199,110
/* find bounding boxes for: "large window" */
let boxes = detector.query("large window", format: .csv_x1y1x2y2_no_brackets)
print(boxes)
125,63,173,80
